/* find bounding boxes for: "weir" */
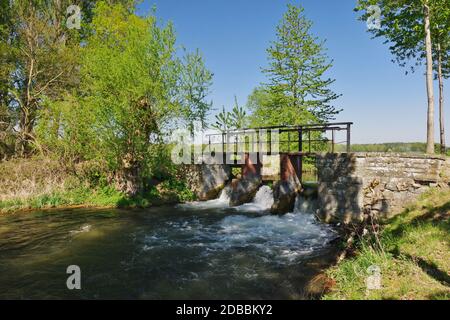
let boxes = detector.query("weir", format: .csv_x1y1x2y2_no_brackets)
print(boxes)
184,122,450,222
184,122,353,215
205,122,353,183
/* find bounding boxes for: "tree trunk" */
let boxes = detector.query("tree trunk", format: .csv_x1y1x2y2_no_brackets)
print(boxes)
18,104,35,156
424,3,435,154
113,152,142,197
437,43,446,154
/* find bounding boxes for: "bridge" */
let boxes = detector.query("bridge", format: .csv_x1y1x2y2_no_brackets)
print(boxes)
205,122,353,182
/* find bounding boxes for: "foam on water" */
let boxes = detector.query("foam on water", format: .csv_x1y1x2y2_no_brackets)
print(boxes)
233,185,274,212
69,224,92,235
179,185,275,213
143,196,337,265
177,188,231,210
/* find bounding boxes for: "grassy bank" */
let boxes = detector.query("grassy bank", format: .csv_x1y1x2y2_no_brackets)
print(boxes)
323,188,450,300
0,158,195,214
0,183,194,214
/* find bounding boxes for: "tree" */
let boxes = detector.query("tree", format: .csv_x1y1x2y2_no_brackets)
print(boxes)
4,0,82,155
44,1,181,195
432,1,450,154
211,106,232,133
424,1,435,154
211,96,248,133
356,0,450,154
247,86,307,127
0,0,138,157
230,96,247,129
249,4,341,127
0,0,15,158
178,49,213,137
436,40,449,154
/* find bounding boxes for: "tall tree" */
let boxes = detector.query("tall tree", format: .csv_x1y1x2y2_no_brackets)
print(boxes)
356,0,449,154
250,4,341,127
424,1,435,154
178,49,213,137
230,96,247,130
211,106,232,133
4,0,82,155
436,41,449,153
0,0,15,158
432,1,450,154
76,1,180,195
211,97,247,132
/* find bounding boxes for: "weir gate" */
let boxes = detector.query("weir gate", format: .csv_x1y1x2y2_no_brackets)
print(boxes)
204,122,353,182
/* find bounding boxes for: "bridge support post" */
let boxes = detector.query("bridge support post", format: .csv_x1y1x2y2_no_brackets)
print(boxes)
242,153,261,179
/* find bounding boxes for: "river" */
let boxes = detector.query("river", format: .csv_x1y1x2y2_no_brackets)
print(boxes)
0,187,338,299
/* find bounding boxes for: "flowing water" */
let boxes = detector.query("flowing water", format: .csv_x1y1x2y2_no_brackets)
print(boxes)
0,189,338,299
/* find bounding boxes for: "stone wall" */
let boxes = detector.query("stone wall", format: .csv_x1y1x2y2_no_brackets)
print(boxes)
316,153,449,223
181,164,231,201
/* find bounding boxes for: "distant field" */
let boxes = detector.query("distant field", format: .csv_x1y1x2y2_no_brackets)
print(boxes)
335,142,450,155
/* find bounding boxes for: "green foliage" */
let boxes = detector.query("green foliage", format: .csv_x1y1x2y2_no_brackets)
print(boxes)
5,0,82,154
229,96,247,129
355,0,449,76
36,94,98,162
211,106,232,132
0,184,123,213
248,4,341,128
1,1,213,208
78,2,179,172
0,175,197,213
32,2,214,196
147,144,178,181
355,1,449,154
211,96,248,132
160,179,196,202
0,0,15,159
179,49,214,136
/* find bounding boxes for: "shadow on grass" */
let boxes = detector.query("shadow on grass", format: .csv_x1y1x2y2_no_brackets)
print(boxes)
427,291,450,300
404,253,450,286
385,199,450,288
387,200,450,239
390,246,450,287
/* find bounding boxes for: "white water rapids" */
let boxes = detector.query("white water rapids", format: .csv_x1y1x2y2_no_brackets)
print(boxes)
178,185,274,212
172,185,337,263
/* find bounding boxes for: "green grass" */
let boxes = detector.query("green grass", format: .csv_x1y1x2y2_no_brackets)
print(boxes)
0,178,196,213
323,188,450,300
0,185,122,213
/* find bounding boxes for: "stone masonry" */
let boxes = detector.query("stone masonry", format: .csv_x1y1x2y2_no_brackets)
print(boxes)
181,164,231,201
316,153,449,223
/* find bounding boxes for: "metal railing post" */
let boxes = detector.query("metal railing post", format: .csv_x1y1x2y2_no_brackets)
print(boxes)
346,123,351,153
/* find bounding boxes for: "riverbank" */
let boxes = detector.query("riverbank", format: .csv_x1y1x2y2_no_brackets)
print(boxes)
0,157,195,214
0,185,190,214
322,188,450,300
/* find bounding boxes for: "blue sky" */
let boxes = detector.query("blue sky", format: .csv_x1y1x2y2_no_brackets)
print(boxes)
137,0,449,144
